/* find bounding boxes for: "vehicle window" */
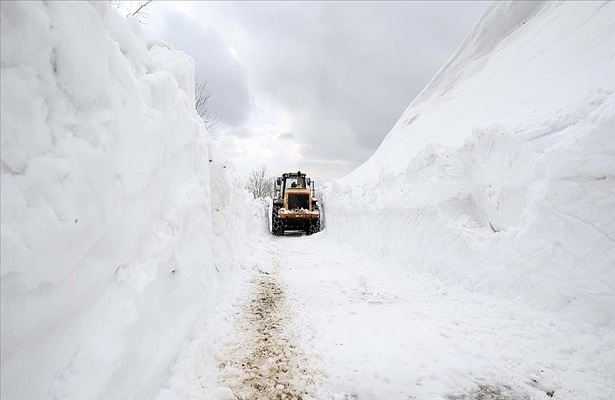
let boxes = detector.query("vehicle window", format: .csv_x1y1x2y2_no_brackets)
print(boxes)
285,177,305,188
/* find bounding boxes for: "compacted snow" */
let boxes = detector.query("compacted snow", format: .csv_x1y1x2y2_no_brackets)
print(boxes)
157,232,613,400
2,1,614,400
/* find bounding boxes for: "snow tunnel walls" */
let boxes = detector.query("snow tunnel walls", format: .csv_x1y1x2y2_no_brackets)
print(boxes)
1,2,254,399
325,1,615,326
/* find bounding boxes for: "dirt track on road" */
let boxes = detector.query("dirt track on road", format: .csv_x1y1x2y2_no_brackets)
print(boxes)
217,254,322,400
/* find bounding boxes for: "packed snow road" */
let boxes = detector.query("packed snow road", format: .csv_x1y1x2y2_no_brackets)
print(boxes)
158,233,614,400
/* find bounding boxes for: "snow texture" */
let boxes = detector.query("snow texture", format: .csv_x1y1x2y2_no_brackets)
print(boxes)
2,1,615,400
326,1,615,326
1,2,255,399
157,230,614,400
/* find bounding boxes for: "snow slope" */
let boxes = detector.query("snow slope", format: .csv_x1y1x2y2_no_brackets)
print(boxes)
326,0,615,326
1,2,255,399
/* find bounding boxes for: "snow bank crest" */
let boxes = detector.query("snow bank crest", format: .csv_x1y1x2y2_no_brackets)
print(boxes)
327,1,615,326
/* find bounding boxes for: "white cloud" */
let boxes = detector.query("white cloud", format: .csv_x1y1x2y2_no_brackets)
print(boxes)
146,1,488,181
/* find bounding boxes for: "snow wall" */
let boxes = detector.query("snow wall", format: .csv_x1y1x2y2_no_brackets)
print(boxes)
326,1,615,326
1,2,257,399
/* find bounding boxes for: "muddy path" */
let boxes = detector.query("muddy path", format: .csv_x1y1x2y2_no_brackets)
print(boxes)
217,255,323,399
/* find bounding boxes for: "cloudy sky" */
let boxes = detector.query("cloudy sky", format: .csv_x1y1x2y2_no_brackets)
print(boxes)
139,1,488,182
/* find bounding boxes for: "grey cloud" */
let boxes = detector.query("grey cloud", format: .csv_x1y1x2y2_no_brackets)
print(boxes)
297,158,358,183
151,10,252,127
225,127,251,138
150,1,487,179
279,132,294,140
218,2,486,162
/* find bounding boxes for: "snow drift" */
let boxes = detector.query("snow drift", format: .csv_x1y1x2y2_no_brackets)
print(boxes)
326,1,615,325
1,2,254,399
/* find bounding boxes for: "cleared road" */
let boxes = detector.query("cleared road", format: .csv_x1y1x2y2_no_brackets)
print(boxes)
158,233,611,400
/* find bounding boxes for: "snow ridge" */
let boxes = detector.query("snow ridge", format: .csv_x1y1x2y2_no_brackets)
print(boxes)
404,1,550,122
327,1,615,326
1,2,255,399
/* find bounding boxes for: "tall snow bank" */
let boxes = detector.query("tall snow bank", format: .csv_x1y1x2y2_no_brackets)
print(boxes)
326,1,615,325
1,2,255,399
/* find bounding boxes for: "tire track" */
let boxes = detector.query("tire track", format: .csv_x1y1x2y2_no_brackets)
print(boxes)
218,255,323,399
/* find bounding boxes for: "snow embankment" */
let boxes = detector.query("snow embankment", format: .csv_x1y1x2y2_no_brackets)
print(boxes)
326,1,615,325
1,2,255,399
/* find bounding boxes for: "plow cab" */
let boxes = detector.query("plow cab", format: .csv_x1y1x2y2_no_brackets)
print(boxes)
270,171,321,236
